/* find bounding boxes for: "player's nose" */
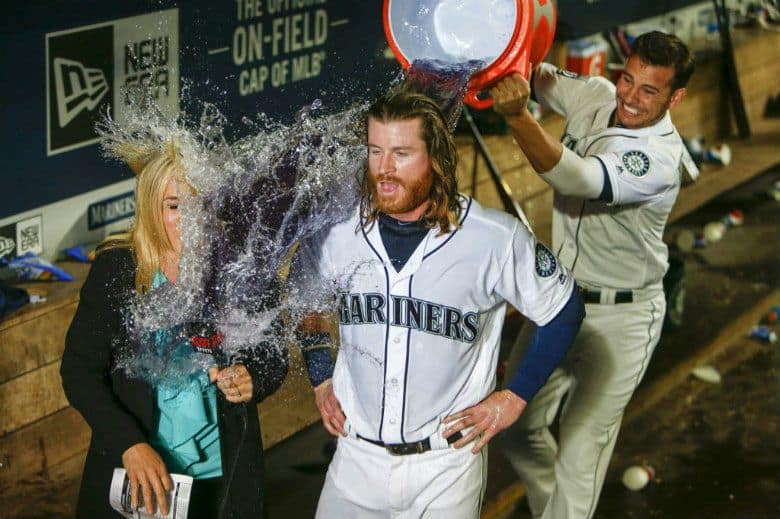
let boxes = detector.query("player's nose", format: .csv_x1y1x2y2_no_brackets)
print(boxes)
624,85,641,104
379,153,395,174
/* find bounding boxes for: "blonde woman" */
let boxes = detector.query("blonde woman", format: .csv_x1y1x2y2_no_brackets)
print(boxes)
61,148,288,518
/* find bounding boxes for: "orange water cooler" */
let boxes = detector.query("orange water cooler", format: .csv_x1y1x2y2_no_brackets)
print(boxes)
565,39,608,77
383,0,558,109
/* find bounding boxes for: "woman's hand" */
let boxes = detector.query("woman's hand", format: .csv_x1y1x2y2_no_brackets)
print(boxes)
121,442,172,515
209,364,254,403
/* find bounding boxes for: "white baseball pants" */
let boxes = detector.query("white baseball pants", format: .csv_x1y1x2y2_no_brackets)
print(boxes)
315,434,487,518
502,292,665,519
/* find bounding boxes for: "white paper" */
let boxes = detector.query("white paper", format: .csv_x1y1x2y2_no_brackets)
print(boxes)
109,468,193,519
680,146,700,184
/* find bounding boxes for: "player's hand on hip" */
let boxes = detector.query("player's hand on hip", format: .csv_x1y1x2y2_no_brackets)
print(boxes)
442,390,527,454
314,378,347,437
490,74,532,119
209,364,253,403
121,442,172,516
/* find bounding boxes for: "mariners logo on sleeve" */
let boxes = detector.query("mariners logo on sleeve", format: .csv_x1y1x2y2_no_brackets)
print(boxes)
535,243,557,277
622,150,650,177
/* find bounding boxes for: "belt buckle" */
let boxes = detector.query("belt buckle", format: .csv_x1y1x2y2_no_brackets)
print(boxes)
386,441,425,456
386,444,404,456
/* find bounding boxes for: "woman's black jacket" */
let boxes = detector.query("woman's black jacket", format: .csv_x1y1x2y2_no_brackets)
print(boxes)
60,247,289,518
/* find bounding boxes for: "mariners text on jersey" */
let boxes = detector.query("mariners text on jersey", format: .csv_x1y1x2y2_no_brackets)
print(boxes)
338,292,480,343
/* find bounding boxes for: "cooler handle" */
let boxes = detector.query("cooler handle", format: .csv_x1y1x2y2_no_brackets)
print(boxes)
465,50,532,111
464,90,493,110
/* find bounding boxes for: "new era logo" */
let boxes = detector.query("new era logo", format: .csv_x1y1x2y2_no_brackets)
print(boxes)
53,57,109,128
47,24,113,156
0,236,14,259
0,215,43,259
46,10,179,157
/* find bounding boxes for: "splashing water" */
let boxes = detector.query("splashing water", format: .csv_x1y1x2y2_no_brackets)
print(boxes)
97,52,483,389
402,58,484,130
98,88,366,387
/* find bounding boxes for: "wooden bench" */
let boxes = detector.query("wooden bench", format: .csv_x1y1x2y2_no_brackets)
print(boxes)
0,265,320,515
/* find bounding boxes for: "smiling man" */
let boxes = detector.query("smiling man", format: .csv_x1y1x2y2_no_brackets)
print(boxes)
292,88,584,518
490,31,695,519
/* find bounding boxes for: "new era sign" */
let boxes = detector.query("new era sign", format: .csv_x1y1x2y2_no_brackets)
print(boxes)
53,57,110,129
0,215,43,260
46,9,179,156
47,24,113,155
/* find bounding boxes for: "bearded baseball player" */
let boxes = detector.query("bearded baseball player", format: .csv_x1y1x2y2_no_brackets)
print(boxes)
291,88,584,518
490,31,695,519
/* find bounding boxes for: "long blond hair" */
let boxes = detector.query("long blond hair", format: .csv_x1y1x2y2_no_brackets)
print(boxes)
360,89,461,235
99,144,185,295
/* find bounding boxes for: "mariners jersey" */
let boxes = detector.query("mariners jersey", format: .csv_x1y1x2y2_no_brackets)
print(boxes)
298,196,574,445
533,63,683,290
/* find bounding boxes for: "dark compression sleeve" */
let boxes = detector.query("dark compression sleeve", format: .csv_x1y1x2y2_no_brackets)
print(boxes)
300,332,335,387
507,285,585,402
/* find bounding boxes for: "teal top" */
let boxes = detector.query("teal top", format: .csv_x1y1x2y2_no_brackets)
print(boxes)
148,271,222,479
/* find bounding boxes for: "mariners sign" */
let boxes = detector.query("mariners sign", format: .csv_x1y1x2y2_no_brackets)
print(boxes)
46,9,180,156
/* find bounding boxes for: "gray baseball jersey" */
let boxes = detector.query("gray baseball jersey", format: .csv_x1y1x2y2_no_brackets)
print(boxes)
300,196,574,445
534,63,684,290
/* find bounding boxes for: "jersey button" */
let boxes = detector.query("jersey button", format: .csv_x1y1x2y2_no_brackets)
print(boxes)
393,337,401,344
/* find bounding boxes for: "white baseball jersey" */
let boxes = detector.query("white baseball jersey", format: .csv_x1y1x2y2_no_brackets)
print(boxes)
300,195,574,445
533,63,684,290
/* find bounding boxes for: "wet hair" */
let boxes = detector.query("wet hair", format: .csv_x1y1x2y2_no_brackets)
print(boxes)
360,88,461,235
630,31,695,90
99,144,185,294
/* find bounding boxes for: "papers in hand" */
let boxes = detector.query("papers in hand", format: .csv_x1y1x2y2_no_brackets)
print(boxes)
680,145,700,184
109,468,193,519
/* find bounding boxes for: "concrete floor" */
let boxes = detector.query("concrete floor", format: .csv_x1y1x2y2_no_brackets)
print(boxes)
592,340,780,519
264,167,780,518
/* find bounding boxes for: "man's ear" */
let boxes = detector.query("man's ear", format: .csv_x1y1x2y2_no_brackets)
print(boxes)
669,87,687,110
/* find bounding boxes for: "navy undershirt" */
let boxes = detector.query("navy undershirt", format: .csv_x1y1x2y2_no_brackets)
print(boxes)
377,213,429,272
507,286,585,401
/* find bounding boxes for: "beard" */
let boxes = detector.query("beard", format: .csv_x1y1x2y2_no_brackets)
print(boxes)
370,171,433,217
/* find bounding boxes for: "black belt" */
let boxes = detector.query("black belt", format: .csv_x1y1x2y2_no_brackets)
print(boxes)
579,286,633,304
357,431,463,456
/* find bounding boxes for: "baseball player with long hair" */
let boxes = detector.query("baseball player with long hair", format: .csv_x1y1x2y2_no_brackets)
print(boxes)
291,87,585,517
490,31,695,518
